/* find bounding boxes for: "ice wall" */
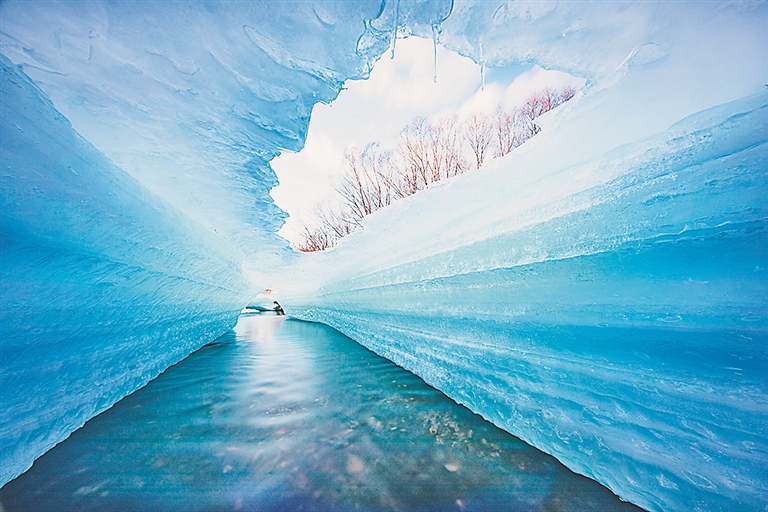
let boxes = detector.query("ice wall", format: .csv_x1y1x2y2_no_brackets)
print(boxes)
0,0,390,266
271,3,768,512
1,0,389,485
0,55,255,484
1,1,767,510
281,92,768,511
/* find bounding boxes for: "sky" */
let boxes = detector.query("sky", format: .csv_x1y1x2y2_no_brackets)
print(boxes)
271,37,584,245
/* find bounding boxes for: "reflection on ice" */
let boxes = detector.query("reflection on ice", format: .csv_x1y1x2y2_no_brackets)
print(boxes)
0,314,640,511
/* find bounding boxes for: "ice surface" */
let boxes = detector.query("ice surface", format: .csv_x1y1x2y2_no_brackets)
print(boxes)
0,313,640,512
2,1,767,510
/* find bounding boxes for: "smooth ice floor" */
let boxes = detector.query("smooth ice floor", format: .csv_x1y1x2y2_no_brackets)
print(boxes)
0,313,642,511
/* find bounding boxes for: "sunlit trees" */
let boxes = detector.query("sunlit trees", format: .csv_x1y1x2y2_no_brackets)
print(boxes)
398,116,468,193
493,106,520,157
517,86,577,140
337,143,396,222
464,113,494,169
431,116,468,180
539,86,559,112
560,85,577,103
398,117,432,193
519,92,546,138
294,202,360,252
296,85,578,251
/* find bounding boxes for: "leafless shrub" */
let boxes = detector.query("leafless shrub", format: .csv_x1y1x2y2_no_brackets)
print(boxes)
398,117,431,194
493,106,519,157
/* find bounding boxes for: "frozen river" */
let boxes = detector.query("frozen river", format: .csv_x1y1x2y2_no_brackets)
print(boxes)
0,313,641,511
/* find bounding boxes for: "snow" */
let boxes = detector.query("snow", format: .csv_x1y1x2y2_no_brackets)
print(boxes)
1,1,767,511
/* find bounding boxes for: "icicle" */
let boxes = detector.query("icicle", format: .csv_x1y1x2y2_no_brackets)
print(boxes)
479,43,486,91
432,24,439,83
391,0,400,59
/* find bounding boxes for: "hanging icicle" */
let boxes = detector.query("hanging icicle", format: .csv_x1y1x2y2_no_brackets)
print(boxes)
391,0,400,59
432,24,439,83
479,42,486,91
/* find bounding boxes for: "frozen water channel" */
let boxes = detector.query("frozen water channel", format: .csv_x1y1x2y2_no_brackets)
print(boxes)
0,313,642,511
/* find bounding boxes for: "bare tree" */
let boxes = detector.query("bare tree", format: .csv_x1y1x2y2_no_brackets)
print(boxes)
380,149,409,200
295,201,360,252
428,116,468,180
336,143,399,224
398,117,432,193
518,86,577,140
559,86,577,103
464,112,494,169
361,144,397,209
336,147,370,221
396,116,468,191
493,106,524,157
295,227,331,252
519,93,544,138
539,86,559,112
299,85,579,251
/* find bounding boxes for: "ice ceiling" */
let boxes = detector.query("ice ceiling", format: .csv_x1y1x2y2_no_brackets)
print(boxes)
1,2,766,511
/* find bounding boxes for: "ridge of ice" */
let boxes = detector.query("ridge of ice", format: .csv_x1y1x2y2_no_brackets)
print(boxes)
1,2,766,510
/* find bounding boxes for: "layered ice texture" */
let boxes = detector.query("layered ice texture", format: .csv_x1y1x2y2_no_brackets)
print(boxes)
1,1,767,511
283,93,768,511
0,55,251,485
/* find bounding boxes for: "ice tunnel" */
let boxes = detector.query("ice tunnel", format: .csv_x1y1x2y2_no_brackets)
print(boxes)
1,1,766,511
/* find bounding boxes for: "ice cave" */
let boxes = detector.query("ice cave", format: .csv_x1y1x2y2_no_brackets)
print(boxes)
1,1,766,511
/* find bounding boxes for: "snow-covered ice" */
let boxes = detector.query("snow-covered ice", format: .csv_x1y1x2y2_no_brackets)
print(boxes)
1,1,766,510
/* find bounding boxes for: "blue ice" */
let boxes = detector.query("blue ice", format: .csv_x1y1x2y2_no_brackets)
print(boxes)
1,1,767,511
